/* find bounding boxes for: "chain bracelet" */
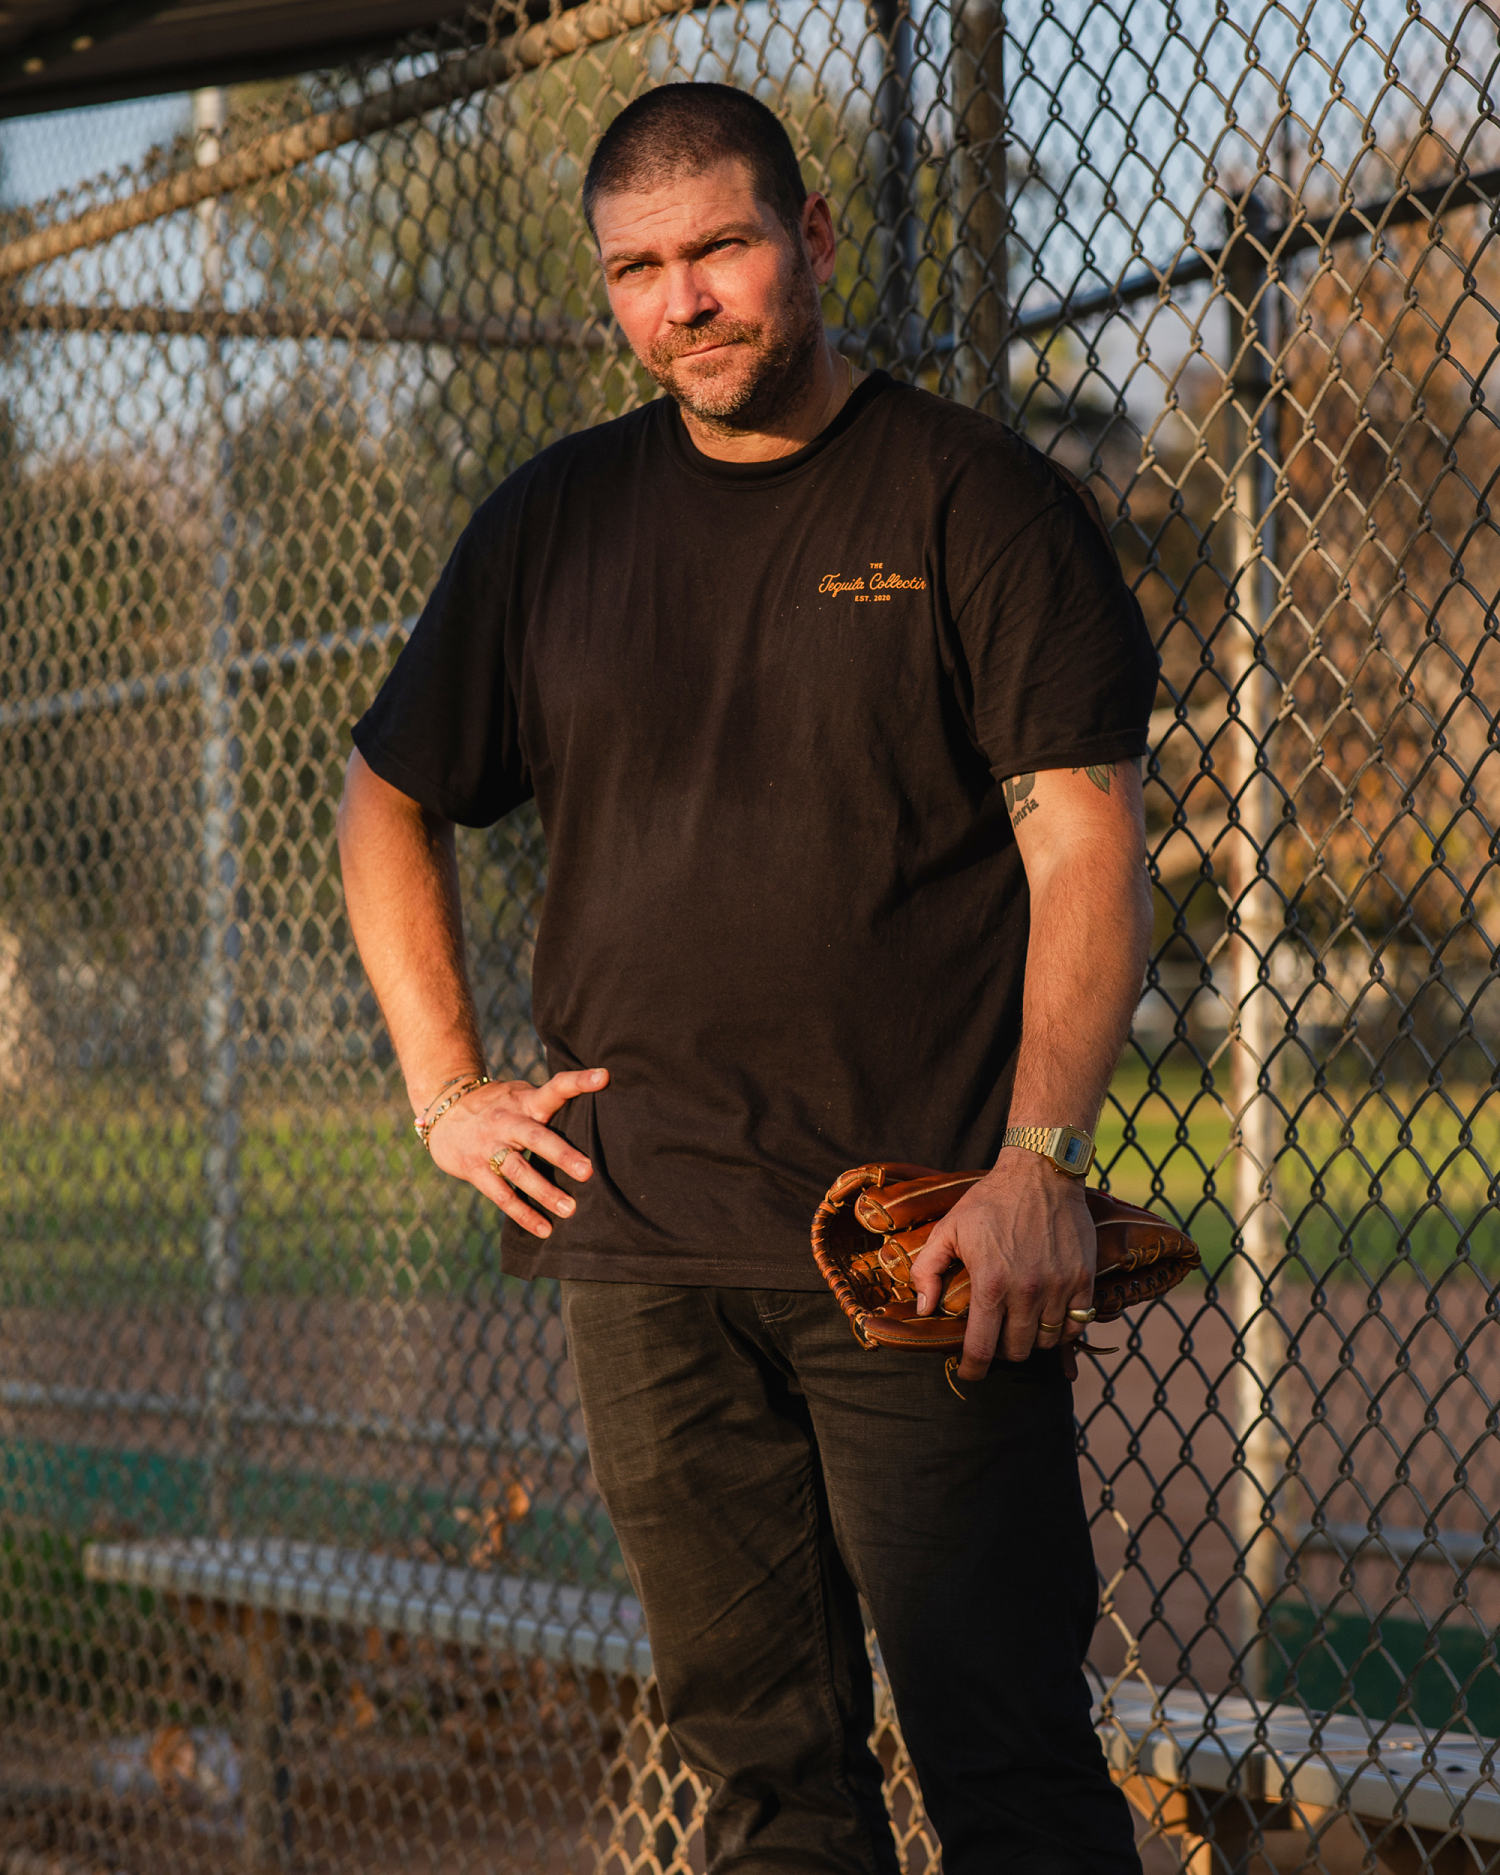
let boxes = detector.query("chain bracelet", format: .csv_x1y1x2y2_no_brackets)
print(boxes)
417,1070,484,1120
414,1073,492,1152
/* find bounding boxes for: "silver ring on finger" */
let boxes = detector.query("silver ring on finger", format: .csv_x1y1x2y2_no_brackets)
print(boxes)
487,1148,513,1178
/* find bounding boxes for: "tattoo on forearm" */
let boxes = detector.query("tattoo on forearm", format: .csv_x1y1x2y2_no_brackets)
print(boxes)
1003,771,1038,823
1005,764,1117,823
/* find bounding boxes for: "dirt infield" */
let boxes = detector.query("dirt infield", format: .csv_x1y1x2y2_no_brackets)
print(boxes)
1075,1268,1500,1692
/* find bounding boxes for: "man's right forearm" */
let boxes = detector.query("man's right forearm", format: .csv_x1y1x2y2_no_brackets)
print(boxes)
336,749,485,1115
338,749,606,1236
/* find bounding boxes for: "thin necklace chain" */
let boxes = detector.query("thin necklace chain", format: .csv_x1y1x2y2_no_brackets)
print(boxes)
831,348,854,424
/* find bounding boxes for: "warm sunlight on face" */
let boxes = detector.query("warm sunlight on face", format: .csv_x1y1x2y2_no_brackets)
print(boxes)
594,157,835,431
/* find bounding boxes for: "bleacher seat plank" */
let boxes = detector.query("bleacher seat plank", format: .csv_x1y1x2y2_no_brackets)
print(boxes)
84,1535,651,1677
1100,1688,1499,1843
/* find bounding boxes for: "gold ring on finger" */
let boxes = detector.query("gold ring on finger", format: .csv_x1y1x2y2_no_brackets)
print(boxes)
1038,1319,1065,1334
1066,1306,1097,1325
488,1148,512,1177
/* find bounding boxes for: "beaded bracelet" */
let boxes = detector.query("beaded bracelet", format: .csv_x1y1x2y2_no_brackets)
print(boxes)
414,1073,492,1152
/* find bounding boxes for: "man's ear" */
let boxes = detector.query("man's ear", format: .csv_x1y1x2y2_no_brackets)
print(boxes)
800,191,838,284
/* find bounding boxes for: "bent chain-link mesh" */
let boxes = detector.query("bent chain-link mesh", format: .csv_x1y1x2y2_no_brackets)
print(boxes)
0,1,1497,1870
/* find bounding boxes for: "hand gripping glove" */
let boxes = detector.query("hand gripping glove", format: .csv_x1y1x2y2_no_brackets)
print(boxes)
811,1163,1200,1355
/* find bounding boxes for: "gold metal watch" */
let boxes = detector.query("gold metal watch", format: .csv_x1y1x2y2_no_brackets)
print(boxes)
1002,1123,1095,1178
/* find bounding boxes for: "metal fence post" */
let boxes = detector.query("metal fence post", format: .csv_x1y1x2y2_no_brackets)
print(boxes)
194,85,245,1541
870,0,923,370
947,0,1008,415
1222,192,1290,1702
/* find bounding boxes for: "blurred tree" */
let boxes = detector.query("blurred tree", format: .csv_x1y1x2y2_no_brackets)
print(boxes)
1271,126,1499,962
1113,111,1499,1077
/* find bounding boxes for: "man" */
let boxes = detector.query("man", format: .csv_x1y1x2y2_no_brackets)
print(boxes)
338,81,1157,1875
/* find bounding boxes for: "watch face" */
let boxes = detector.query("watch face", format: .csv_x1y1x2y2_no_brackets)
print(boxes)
1061,1134,1090,1170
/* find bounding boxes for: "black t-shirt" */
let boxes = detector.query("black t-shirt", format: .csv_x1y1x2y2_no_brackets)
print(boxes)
353,372,1159,1288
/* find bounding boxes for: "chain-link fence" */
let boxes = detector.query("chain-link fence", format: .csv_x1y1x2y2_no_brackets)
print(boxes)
0,0,1496,1870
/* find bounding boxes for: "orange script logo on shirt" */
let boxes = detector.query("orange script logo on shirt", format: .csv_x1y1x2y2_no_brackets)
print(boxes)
818,561,927,602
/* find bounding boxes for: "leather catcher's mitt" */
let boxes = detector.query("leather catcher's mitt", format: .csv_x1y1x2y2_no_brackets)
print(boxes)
811,1163,1200,1354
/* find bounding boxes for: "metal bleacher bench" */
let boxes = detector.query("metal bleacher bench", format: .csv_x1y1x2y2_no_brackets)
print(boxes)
85,1537,1500,1875
1095,1688,1500,1875
84,1536,653,1874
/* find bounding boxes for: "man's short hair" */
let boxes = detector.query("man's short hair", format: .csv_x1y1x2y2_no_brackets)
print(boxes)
583,83,809,240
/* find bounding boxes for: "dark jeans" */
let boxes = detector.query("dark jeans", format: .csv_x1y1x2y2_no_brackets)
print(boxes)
561,1280,1140,1875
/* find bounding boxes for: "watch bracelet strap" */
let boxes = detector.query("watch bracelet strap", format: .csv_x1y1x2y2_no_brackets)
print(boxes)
1003,1124,1059,1155
1002,1123,1095,1174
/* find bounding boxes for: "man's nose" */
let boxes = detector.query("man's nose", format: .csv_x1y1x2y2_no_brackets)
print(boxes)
662,261,719,326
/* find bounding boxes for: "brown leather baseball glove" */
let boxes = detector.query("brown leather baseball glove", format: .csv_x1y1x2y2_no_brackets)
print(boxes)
811,1162,1200,1359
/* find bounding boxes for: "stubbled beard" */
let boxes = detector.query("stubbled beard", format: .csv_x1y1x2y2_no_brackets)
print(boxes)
641,268,826,434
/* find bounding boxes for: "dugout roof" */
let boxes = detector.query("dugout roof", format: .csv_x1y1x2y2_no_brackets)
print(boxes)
0,0,474,118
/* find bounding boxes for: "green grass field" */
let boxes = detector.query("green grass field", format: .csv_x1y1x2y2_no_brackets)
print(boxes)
1,1092,488,1303
1,1063,1492,1300
1094,1058,1495,1281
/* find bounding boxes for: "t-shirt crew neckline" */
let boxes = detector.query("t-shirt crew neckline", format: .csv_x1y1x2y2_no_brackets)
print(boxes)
663,367,893,484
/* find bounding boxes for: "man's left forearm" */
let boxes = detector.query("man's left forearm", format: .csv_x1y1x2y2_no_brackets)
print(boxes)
1003,844,1153,1148
911,760,1155,1375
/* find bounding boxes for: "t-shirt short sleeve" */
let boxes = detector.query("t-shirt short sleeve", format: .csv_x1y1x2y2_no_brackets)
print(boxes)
352,498,531,827
955,485,1159,782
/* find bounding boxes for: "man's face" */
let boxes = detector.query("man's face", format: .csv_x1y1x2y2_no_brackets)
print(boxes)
594,157,835,431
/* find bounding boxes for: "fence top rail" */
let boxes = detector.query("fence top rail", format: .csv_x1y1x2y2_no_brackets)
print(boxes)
1006,159,1500,340
0,0,707,284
